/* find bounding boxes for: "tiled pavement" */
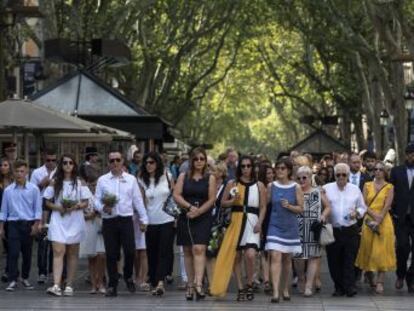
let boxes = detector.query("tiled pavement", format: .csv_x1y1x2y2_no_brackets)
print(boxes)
0,248,412,310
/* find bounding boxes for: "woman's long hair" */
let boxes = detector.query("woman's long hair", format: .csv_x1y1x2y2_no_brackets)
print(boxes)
0,158,13,188
187,147,208,179
139,152,164,188
53,154,78,199
236,155,256,182
257,163,273,185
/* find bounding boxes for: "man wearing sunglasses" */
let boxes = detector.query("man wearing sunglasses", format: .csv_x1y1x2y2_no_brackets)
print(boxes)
323,163,367,297
30,148,57,284
390,143,414,292
95,150,148,297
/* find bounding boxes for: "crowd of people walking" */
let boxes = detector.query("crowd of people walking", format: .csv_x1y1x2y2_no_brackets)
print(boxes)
0,141,413,303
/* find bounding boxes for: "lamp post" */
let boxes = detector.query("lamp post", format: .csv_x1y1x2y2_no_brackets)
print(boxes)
380,109,389,157
404,83,414,143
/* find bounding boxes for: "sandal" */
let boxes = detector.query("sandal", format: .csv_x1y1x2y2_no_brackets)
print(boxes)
152,284,165,296
139,282,151,292
245,284,254,301
263,281,272,295
236,288,246,301
375,282,384,295
186,285,194,301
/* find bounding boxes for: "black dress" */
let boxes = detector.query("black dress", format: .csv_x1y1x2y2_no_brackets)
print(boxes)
177,174,212,246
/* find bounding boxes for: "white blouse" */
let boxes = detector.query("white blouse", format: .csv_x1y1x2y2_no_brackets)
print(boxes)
139,175,174,225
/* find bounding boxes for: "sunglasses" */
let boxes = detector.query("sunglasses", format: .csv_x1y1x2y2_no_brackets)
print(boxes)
276,166,287,171
335,173,347,178
46,159,57,162
297,176,308,181
146,160,155,165
62,160,74,166
374,167,384,171
241,164,252,169
109,158,122,164
193,157,206,162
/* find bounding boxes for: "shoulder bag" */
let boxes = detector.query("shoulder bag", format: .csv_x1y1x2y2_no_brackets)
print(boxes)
162,172,181,218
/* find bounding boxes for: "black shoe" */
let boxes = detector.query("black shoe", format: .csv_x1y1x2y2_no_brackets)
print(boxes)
346,290,357,297
332,290,345,297
1,273,8,283
194,285,205,301
105,287,117,297
283,294,291,301
126,279,136,293
165,275,173,284
270,297,279,303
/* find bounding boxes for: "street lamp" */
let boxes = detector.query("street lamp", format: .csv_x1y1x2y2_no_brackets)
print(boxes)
380,109,389,156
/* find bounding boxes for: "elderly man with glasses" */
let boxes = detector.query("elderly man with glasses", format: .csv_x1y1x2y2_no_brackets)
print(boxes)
323,163,367,297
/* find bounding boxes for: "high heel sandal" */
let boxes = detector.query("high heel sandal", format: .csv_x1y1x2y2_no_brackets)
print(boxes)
236,288,246,301
283,292,291,301
152,284,165,296
245,284,254,301
185,285,194,301
194,284,205,301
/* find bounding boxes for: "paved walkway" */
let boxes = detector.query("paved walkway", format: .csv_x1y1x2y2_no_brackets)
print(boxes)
0,249,413,310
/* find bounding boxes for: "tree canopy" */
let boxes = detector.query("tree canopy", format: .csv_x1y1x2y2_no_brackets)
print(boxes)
14,0,414,161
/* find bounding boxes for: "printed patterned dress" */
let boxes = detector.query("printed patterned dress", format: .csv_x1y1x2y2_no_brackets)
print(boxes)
296,188,322,259
210,180,260,297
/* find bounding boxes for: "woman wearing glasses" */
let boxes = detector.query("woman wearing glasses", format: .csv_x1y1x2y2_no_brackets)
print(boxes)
44,155,91,296
294,166,331,297
266,157,304,303
173,147,217,301
210,155,266,301
138,152,175,296
355,161,395,294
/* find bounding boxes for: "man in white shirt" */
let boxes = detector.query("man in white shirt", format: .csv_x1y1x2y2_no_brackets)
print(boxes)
349,153,371,191
95,150,148,297
29,148,57,284
323,163,367,297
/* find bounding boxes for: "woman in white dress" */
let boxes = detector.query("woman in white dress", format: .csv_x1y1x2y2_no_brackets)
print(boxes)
79,180,106,294
44,154,91,297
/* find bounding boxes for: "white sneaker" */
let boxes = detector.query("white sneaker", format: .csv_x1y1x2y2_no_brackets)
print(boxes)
47,284,62,296
6,281,17,291
63,286,74,296
21,279,34,290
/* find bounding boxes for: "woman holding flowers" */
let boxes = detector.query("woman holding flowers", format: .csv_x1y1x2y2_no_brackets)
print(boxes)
44,154,91,296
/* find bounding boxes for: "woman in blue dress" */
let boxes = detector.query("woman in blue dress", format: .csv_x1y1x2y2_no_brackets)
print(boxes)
265,157,304,303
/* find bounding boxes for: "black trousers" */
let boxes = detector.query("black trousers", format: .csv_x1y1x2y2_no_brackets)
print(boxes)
145,222,175,287
37,238,53,276
102,216,135,288
326,224,359,294
395,217,414,284
7,221,34,282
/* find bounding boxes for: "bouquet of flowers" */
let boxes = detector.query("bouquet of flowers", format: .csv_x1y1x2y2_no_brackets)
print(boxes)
101,192,118,215
229,187,239,198
61,198,78,210
101,192,118,207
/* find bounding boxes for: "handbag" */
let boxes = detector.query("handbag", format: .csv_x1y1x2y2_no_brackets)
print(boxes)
162,173,181,218
319,223,335,246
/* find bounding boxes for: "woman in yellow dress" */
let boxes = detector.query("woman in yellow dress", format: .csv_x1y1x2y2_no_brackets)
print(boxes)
355,161,396,294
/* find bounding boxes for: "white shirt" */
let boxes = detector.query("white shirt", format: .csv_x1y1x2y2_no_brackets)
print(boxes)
30,165,56,195
349,171,361,187
94,171,148,223
138,175,174,225
323,182,367,228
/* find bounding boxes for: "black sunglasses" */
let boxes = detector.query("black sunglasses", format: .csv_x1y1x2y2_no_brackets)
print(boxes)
146,160,156,165
109,158,122,164
374,167,384,171
62,160,74,166
241,164,252,169
335,173,347,178
297,176,308,181
193,157,206,162
46,159,57,162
